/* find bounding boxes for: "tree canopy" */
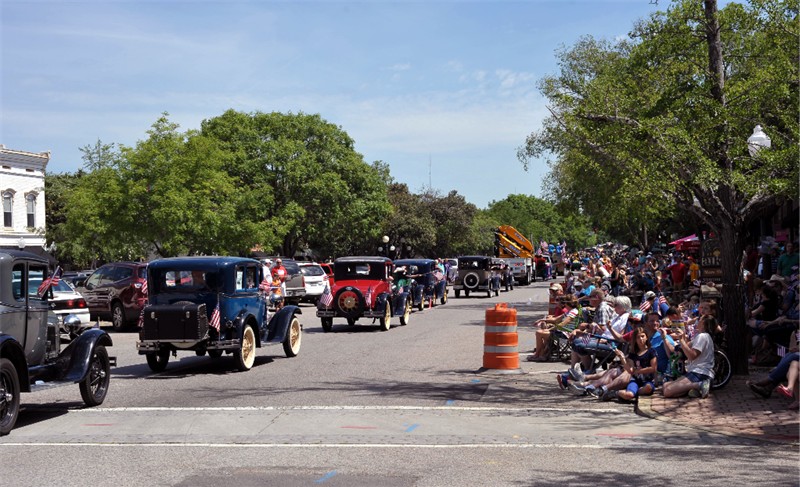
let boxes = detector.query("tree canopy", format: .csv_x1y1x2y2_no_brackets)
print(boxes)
519,0,799,373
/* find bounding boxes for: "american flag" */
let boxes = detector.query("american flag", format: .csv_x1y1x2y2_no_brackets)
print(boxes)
639,300,652,312
209,302,221,331
658,294,668,306
259,278,272,293
141,278,148,296
37,266,62,296
365,286,373,309
320,287,333,308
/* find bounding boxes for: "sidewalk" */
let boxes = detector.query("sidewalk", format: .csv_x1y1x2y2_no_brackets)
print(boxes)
637,374,800,445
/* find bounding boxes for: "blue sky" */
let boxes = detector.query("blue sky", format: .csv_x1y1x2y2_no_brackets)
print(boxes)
2,0,661,209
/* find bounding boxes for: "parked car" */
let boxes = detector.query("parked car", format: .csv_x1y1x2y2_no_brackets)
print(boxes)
316,256,411,332
61,270,92,287
260,258,306,305
298,262,329,303
452,256,494,298
0,249,113,435
78,261,148,332
49,279,91,334
137,256,302,372
319,262,334,287
394,258,448,308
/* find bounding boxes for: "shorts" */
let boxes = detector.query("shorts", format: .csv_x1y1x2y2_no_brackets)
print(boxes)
626,379,655,397
685,371,711,383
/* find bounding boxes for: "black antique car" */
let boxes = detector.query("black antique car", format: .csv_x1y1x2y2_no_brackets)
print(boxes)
0,250,113,435
452,255,495,298
137,257,302,372
316,256,411,332
394,258,448,308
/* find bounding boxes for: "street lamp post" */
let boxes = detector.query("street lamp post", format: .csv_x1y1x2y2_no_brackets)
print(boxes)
379,235,390,257
747,124,771,157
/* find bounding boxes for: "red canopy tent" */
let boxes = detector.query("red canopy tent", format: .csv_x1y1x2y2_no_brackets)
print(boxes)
668,234,700,252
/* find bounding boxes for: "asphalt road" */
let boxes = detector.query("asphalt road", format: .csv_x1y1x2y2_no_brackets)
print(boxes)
3,282,798,486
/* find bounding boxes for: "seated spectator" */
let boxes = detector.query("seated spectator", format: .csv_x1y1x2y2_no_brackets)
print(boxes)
528,295,579,362
748,328,800,408
614,326,657,402
662,315,717,399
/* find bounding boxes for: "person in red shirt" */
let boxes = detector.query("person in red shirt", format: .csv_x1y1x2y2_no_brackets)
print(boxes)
667,258,688,291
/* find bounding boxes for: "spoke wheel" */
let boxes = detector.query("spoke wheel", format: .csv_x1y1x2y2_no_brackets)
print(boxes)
379,302,391,331
711,349,731,390
283,316,302,357
80,346,110,407
146,350,170,372
236,326,256,371
441,290,448,305
0,359,20,436
400,300,411,326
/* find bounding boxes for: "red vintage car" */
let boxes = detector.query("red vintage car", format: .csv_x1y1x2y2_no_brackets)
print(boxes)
316,256,411,332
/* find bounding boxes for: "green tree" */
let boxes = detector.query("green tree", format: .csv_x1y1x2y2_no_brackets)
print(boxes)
519,0,799,373
45,170,87,267
65,116,243,260
200,110,391,258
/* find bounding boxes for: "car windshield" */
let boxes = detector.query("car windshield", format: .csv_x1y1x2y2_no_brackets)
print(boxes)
300,265,325,277
156,269,218,292
458,259,486,270
334,262,386,280
52,280,75,293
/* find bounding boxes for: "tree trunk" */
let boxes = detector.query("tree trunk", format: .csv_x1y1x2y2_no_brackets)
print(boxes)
719,222,749,375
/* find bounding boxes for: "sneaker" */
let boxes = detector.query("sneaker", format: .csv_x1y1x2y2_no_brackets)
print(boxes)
569,363,585,382
699,379,710,399
747,381,773,399
688,389,700,398
601,389,617,402
596,385,607,400
776,385,794,400
568,382,586,395
585,385,598,397
557,374,568,390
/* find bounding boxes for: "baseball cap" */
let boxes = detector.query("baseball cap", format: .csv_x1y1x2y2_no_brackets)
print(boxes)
549,283,563,292
644,291,657,300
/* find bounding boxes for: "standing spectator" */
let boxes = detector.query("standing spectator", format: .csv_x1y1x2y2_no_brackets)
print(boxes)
744,244,759,274
272,258,288,297
777,242,799,277
667,257,688,292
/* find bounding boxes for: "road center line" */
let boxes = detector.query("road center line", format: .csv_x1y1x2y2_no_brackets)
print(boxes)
0,442,765,450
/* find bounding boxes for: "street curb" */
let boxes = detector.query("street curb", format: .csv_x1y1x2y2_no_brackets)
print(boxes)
635,397,800,447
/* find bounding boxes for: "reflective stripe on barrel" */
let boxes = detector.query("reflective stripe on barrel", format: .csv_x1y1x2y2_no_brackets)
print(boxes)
483,303,519,370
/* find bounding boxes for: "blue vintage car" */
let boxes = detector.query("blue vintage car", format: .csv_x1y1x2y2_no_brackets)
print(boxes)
137,256,302,372
394,259,448,308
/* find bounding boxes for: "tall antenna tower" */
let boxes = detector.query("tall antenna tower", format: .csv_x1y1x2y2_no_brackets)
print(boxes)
428,154,432,188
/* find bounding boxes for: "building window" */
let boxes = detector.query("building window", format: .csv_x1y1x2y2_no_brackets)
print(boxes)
2,192,12,228
26,193,36,228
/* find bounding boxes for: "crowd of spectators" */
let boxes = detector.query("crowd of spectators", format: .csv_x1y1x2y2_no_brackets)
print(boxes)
528,241,799,409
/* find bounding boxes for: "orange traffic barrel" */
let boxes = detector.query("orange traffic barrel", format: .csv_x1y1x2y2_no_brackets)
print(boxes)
480,303,523,374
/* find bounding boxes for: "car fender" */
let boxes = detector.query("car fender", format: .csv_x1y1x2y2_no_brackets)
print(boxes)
265,305,301,343
0,334,30,392
375,293,391,313
62,328,113,383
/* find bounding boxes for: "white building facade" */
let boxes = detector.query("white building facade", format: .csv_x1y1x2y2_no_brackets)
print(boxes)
0,145,50,254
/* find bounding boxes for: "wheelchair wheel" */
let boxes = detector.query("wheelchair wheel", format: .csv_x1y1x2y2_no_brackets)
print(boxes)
711,349,731,390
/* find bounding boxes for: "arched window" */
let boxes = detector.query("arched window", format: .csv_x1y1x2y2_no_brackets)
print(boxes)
2,191,12,228
26,193,36,228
